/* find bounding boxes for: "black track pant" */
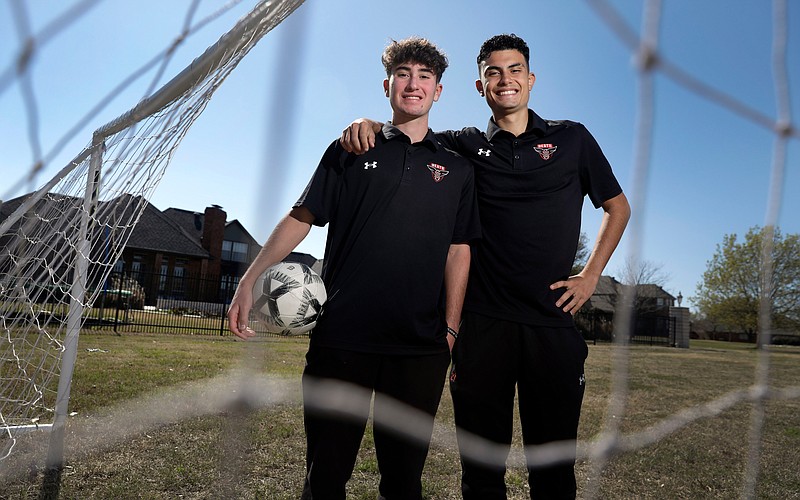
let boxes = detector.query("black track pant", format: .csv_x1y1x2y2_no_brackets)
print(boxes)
449,312,588,500
300,345,450,500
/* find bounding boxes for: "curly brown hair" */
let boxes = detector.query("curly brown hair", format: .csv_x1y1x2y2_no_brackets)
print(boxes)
381,36,448,82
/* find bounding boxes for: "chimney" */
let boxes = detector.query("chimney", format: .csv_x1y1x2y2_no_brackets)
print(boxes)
202,204,226,276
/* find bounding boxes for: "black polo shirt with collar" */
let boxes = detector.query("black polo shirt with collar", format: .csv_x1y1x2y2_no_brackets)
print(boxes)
295,123,481,355
438,109,622,327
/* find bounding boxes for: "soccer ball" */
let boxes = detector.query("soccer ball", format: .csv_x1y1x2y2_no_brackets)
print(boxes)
254,261,327,335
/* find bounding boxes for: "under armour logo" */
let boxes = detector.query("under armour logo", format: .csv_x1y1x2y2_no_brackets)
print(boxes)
534,144,557,160
477,148,491,157
427,163,450,183
579,374,585,386
364,161,378,169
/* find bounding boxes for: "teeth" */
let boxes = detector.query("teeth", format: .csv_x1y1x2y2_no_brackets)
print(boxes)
499,90,516,96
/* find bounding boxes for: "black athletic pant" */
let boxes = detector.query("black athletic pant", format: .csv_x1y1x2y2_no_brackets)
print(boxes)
300,345,450,500
449,312,588,500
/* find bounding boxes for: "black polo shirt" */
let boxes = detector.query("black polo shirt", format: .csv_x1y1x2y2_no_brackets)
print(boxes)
295,124,481,355
438,109,622,327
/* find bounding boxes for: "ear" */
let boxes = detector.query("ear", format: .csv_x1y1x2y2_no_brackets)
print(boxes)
383,78,390,97
475,79,484,97
433,82,443,102
528,72,535,91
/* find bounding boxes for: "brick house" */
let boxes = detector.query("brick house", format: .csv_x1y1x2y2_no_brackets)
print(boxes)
119,202,321,306
116,203,265,305
2,191,268,306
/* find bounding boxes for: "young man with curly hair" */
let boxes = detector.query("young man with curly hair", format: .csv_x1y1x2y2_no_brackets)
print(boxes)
228,37,480,500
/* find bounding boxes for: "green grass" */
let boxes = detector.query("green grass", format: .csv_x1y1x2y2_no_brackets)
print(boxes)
1,335,798,499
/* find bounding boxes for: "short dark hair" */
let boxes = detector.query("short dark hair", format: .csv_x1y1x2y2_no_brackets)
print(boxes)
477,33,530,68
382,37,449,82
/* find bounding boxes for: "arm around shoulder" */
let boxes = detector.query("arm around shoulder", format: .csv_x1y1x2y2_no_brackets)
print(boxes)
341,118,383,154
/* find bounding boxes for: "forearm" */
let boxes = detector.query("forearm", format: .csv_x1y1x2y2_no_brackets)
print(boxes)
238,207,313,291
444,243,471,330
581,193,631,281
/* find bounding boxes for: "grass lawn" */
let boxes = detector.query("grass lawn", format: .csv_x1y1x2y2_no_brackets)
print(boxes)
1,334,798,499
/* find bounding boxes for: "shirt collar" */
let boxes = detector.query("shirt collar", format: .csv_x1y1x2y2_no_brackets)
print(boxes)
381,122,440,151
485,109,548,141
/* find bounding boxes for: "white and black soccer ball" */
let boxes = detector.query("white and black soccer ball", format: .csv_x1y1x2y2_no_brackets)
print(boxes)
254,261,327,336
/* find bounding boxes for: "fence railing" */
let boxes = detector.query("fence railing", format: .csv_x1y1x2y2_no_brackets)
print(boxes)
81,272,674,343
82,271,295,337
576,309,676,346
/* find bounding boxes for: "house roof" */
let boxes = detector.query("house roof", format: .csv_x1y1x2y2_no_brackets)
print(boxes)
162,207,204,241
636,284,675,300
225,219,260,246
583,276,675,314
585,275,620,313
125,201,209,257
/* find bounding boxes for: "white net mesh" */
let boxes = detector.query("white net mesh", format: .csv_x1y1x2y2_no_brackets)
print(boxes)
0,0,798,498
1,0,304,463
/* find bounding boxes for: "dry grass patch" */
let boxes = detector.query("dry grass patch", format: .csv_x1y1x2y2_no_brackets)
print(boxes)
1,335,798,499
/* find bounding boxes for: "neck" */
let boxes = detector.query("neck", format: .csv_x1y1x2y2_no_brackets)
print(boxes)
391,114,430,143
493,107,529,137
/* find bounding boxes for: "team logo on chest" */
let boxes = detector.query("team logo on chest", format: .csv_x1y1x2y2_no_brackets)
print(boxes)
477,148,492,157
533,143,557,160
364,161,378,169
427,163,450,183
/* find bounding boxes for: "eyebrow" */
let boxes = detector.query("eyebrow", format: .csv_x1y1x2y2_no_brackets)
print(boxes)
395,65,435,75
484,62,525,73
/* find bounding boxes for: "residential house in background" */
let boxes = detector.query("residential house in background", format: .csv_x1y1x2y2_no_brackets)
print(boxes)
0,190,285,307
160,205,261,302
119,202,321,306
576,275,679,344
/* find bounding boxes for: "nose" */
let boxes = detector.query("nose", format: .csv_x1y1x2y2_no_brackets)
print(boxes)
405,76,419,90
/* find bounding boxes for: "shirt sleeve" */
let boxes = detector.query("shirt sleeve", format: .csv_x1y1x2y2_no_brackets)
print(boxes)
294,139,345,227
578,124,623,208
451,159,482,244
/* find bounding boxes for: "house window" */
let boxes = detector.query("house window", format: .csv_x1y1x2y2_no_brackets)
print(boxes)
159,264,168,293
222,240,249,262
656,298,665,307
131,255,144,281
173,259,187,295
220,274,240,300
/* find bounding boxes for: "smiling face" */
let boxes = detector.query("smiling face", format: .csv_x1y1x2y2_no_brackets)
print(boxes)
476,49,535,118
384,62,443,123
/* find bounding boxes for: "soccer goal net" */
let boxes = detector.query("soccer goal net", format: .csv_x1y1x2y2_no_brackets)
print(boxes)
0,0,304,465
1,0,798,498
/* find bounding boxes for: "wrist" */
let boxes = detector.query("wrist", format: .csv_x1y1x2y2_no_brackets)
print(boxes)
446,326,458,339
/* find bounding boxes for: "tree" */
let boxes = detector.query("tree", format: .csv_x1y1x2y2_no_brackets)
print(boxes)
571,232,590,275
615,255,671,315
617,255,670,288
694,226,800,345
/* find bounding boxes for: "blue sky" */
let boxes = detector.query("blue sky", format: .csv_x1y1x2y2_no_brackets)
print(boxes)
1,0,798,311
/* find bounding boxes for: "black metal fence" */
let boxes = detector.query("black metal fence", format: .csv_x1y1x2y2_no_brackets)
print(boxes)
576,310,677,346
84,271,676,343
83,271,293,337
